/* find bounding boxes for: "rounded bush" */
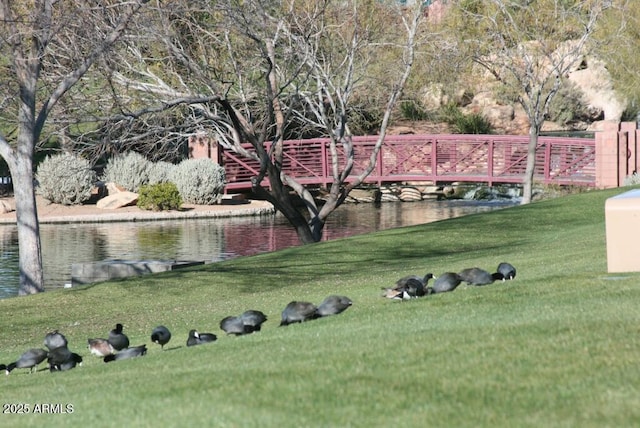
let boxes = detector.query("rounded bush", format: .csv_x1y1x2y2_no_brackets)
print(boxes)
170,158,226,205
137,182,182,211
148,161,176,185
101,152,153,192
35,153,97,205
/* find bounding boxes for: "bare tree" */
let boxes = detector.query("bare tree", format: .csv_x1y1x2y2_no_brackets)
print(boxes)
449,0,610,204
109,0,424,243
0,0,149,294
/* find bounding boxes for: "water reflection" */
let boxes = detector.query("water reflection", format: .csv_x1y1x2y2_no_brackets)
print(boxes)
0,199,514,299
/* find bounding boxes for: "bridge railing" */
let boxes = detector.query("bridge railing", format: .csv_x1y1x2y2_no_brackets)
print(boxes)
222,134,596,191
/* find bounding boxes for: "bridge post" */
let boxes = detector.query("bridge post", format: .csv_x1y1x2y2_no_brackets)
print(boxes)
620,121,639,175
188,133,222,164
595,121,632,188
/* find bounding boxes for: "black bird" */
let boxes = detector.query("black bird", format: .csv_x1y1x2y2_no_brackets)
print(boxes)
6,348,48,374
458,267,503,286
220,316,248,336
240,310,268,333
280,301,318,326
497,262,517,281
48,346,82,372
104,345,147,363
88,338,115,357
108,323,130,351
0,364,5,372
151,325,172,350
221,310,269,336
44,330,68,351
430,272,463,293
50,353,83,372
47,346,72,371
186,330,217,347
384,273,434,299
316,295,353,317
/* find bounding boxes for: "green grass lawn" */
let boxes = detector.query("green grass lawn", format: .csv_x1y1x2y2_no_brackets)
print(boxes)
1,187,640,427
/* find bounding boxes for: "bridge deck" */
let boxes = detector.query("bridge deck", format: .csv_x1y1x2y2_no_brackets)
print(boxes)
223,134,596,191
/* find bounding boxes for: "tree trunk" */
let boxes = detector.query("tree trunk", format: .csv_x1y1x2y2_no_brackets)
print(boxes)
251,179,317,244
521,123,540,205
12,153,44,295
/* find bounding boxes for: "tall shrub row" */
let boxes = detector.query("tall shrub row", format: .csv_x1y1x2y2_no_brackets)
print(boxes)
35,152,226,208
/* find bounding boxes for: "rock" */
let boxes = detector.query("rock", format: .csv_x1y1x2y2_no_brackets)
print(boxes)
105,182,127,195
96,192,138,209
399,187,423,202
0,198,15,214
567,57,626,121
347,188,380,203
442,186,456,197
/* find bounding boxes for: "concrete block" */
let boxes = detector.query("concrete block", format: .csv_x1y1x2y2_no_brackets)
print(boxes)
605,189,640,272
71,259,204,285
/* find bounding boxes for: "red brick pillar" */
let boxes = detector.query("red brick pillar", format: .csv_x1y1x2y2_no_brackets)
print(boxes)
620,121,637,174
188,133,221,164
617,130,629,185
595,121,622,189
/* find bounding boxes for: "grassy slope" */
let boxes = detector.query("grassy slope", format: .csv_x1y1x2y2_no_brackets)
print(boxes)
2,187,640,427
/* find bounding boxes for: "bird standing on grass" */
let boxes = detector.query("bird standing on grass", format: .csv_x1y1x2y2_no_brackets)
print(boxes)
384,273,434,299
431,272,463,293
6,348,48,374
221,310,268,335
50,353,83,372
240,310,268,333
280,301,318,326
458,267,503,286
316,295,353,317
497,262,516,281
108,323,130,351
151,325,172,350
220,316,247,336
48,346,82,372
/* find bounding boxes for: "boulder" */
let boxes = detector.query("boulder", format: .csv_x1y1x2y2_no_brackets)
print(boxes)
399,187,423,202
96,192,139,209
567,57,626,121
105,182,127,195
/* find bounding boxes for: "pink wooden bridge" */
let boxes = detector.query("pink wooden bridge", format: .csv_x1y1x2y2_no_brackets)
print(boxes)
219,134,597,191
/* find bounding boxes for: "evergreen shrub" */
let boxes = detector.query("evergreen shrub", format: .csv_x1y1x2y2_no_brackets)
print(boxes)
452,112,494,134
170,158,226,205
400,99,430,121
35,153,97,205
137,182,182,211
148,161,176,185
547,82,589,125
101,152,152,192
438,103,493,134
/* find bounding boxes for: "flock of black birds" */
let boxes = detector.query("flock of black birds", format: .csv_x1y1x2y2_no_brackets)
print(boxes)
383,262,517,300
0,294,354,375
1,264,515,375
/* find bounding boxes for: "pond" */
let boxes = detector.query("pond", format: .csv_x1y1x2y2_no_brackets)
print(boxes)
0,199,516,299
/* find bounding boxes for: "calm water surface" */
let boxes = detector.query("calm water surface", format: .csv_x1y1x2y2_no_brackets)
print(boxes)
0,199,515,299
